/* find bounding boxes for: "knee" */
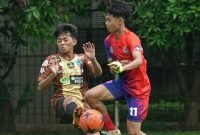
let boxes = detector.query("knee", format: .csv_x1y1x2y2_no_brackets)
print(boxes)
85,90,94,101
85,90,101,107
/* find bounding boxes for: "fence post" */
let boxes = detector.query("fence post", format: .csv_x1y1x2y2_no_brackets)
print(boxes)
114,74,119,127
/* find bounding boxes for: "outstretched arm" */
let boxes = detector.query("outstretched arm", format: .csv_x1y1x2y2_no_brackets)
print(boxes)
83,42,102,77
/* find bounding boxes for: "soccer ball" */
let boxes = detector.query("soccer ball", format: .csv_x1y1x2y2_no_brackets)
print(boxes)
79,109,104,134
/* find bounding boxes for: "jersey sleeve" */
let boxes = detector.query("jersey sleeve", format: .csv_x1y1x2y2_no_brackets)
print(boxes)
38,56,54,82
104,36,113,59
129,34,143,54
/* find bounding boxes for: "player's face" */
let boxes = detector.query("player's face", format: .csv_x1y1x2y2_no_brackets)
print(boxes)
57,32,77,54
105,14,121,33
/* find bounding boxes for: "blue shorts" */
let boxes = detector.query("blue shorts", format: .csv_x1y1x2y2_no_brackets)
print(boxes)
103,78,149,122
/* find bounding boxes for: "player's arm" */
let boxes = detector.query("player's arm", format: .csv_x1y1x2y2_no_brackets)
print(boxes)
122,51,143,71
38,73,55,92
107,58,116,75
83,42,102,77
90,57,102,77
104,37,115,74
38,59,59,92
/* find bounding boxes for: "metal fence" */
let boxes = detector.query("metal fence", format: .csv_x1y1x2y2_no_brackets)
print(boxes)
3,28,184,129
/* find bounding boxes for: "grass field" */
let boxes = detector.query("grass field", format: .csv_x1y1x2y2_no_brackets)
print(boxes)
140,131,200,135
1,120,199,135
1,131,200,135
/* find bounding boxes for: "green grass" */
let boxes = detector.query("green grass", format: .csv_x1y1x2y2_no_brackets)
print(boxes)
143,131,200,135
1,131,200,135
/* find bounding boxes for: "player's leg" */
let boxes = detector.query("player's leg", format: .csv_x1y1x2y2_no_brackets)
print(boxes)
55,96,84,127
140,130,147,135
55,97,71,122
86,79,124,134
63,96,84,128
127,120,147,135
126,95,149,135
85,84,114,113
86,84,115,131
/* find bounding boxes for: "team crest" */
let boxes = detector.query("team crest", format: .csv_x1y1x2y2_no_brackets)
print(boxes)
67,62,75,69
123,46,129,54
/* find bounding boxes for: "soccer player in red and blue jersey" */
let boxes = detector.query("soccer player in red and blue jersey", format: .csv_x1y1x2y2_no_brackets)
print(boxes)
86,1,151,135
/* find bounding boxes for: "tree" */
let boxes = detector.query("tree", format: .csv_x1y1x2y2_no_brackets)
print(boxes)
133,0,200,129
0,0,90,131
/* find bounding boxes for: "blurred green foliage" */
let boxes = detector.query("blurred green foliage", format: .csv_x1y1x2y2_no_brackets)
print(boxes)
133,0,200,50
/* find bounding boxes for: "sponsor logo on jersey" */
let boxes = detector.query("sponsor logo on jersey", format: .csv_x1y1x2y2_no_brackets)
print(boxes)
70,75,83,84
60,77,70,84
60,75,83,84
67,62,75,69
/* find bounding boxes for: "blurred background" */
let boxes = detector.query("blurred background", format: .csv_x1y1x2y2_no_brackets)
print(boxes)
0,0,200,134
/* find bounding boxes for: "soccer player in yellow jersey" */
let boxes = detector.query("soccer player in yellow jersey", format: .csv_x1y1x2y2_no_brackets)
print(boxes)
38,23,102,133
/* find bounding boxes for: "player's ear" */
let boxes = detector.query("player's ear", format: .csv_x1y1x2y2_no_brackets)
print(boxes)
73,39,77,46
118,17,124,25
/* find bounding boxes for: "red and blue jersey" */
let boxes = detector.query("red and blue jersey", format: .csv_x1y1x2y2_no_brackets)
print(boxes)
104,28,151,98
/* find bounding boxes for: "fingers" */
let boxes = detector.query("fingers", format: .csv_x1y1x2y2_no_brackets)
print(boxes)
49,62,59,76
110,65,118,70
107,61,120,66
83,42,95,50
107,61,118,71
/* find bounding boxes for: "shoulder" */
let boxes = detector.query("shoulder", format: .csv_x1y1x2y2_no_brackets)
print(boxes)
46,54,59,60
104,34,113,46
104,34,113,44
126,29,141,45
105,34,112,41
126,29,140,40
43,54,60,65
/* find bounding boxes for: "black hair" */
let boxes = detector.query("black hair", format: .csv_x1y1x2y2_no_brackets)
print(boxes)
54,23,78,39
107,0,132,21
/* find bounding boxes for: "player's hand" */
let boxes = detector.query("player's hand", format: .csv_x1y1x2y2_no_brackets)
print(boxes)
83,42,96,60
107,61,124,73
49,62,59,77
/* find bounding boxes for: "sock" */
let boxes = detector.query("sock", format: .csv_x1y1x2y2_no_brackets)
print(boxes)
102,113,115,131
66,102,77,116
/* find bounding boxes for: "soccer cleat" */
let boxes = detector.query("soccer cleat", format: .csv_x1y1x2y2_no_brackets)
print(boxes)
101,128,121,135
72,106,84,128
